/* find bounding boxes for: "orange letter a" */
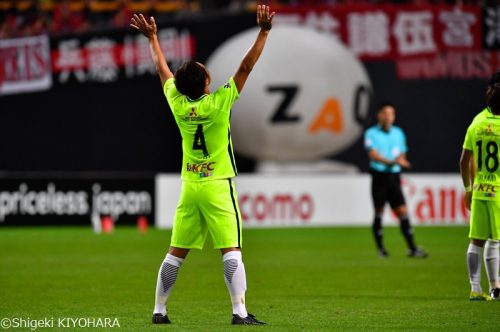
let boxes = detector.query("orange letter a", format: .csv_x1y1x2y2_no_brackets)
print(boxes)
308,98,343,134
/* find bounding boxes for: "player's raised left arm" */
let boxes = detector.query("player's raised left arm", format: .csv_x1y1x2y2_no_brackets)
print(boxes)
233,5,275,93
460,148,473,210
131,14,173,87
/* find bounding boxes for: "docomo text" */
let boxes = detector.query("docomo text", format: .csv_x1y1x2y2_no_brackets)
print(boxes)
239,192,314,223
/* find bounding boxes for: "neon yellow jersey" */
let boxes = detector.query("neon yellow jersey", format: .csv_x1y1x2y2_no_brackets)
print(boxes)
470,108,491,125
164,77,239,181
463,113,500,201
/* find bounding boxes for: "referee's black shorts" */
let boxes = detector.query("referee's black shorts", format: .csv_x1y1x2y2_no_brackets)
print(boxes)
370,169,406,209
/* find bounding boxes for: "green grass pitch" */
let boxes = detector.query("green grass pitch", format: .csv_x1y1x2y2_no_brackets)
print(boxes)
0,226,498,331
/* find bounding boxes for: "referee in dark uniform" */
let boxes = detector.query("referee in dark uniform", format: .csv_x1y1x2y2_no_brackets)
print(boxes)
364,103,428,258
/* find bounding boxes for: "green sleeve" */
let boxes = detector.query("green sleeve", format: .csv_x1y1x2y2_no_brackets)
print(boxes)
163,78,175,98
211,78,240,113
463,125,474,151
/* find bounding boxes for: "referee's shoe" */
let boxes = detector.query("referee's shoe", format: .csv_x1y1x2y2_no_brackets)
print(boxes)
408,247,428,258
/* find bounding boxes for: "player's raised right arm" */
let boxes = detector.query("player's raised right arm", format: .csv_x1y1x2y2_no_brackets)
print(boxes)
233,5,275,94
131,14,173,87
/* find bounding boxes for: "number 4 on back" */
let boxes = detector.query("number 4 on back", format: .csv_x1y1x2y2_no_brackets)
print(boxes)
193,124,210,158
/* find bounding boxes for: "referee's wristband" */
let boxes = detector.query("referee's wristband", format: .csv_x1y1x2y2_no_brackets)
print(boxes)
465,185,472,193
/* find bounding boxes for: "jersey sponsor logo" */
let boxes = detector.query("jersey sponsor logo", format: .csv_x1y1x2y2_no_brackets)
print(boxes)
477,173,497,182
224,82,231,89
186,162,216,173
474,183,500,194
199,172,213,178
183,107,205,122
478,124,499,137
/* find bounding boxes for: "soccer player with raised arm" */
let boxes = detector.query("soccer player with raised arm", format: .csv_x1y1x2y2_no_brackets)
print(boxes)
461,77,500,301
130,6,274,325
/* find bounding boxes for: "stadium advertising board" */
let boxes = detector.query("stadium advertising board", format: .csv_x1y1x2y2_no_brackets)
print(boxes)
277,5,500,80
0,35,52,96
0,176,154,226
2,5,499,95
51,27,194,85
156,174,468,228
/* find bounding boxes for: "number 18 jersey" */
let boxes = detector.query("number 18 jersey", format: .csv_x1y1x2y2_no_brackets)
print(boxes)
164,77,239,181
463,112,500,201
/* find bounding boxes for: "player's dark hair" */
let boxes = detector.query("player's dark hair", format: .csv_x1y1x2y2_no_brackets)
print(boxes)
377,102,395,113
174,61,208,100
486,82,500,115
488,70,500,87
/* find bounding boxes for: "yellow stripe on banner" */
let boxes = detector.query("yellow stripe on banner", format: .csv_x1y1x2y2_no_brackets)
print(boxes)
40,0,55,12
15,0,35,11
0,1,12,11
69,0,87,12
89,0,119,12
127,1,152,12
154,0,185,12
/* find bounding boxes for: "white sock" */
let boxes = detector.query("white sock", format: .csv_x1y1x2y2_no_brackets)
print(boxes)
153,253,184,315
484,240,500,290
467,243,483,294
222,251,248,318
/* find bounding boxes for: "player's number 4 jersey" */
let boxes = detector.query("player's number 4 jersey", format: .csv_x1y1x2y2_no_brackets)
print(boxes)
463,113,500,201
164,77,240,182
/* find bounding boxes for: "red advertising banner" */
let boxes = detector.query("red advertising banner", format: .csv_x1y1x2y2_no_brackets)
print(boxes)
51,28,195,84
0,6,496,96
0,35,52,96
276,4,482,60
276,5,500,79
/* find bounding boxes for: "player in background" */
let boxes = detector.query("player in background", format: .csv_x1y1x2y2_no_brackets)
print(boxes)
463,72,500,300
471,72,500,299
130,5,274,324
364,103,428,258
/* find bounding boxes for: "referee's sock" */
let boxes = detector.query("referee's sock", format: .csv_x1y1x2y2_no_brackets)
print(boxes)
372,215,384,250
399,217,417,251
223,251,248,318
153,253,184,316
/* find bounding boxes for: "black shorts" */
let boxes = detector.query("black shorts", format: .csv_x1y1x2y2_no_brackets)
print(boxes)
370,169,406,209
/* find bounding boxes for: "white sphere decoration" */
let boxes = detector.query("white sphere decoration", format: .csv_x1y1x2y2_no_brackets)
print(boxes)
206,25,371,162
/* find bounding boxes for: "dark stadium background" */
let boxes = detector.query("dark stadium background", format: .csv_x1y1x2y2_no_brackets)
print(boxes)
0,11,487,174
